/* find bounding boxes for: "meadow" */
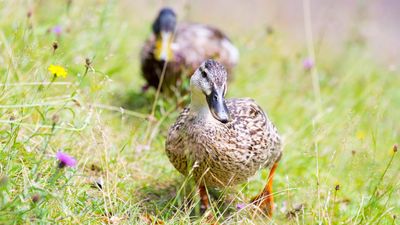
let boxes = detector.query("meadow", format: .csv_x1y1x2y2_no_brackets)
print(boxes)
0,1,399,224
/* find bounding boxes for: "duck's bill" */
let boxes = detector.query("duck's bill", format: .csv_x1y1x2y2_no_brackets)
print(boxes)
206,90,231,124
155,31,173,61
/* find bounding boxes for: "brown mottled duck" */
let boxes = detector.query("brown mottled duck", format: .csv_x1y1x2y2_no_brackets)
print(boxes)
141,8,239,93
165,59,282,216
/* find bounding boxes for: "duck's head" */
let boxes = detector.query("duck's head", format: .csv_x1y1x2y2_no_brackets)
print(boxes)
152,8,176,61
190,59,232,124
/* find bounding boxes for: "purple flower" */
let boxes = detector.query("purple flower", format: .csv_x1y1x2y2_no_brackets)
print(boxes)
56,151,76,168
52,25,62,36
141,84,150,92
303,58,314,70
236,203,246,210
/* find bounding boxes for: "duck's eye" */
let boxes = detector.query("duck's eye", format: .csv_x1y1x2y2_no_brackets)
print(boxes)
201,71,207,78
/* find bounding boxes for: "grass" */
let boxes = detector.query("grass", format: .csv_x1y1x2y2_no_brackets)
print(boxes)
0,0,399,224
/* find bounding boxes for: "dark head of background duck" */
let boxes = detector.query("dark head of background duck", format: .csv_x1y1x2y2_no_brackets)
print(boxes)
152,8,177,34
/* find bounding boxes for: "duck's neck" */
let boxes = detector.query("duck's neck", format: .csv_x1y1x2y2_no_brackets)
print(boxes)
190,88,213,121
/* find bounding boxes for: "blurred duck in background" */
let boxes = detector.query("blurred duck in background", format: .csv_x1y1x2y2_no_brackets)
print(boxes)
140,7,239,94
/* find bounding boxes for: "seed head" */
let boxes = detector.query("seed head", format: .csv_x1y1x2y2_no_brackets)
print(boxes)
85,58,92,68
31,194,40,203
52,114,60,124
52,42,58,51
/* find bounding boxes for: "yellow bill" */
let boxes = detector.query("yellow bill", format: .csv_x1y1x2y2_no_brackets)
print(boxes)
154,31,173,61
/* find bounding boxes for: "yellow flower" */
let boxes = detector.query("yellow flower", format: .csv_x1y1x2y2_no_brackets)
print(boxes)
48,64,67,78
356,130,366,140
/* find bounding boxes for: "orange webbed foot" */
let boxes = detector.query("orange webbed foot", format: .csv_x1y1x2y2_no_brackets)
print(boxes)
250,163,278,217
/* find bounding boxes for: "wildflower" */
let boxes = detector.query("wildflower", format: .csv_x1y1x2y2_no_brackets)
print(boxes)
356,130,366,141
141,84,150,92
48,64,67,78
53,25,62,36
303,58,314,70
236,203,246,210
389,144,398,156
56,151,77,168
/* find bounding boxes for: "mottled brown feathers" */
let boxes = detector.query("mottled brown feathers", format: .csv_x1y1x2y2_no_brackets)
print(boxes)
165,98,282,187
200,59,227,88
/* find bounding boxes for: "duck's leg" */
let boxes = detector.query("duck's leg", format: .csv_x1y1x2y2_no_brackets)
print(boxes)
251,163,278,217
199,185,218,224
199,185,210,213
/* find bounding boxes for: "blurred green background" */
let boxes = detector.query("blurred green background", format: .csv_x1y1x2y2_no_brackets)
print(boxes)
0,0,399,224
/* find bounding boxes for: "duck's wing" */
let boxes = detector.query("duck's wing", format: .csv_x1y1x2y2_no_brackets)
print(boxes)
140,34,155,64
174,23,239,74
140,35,162,88
165,107,191,175
226,98,282,167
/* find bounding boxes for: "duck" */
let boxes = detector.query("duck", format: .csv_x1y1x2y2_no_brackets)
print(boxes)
165,59,282,216
140,8,239,94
